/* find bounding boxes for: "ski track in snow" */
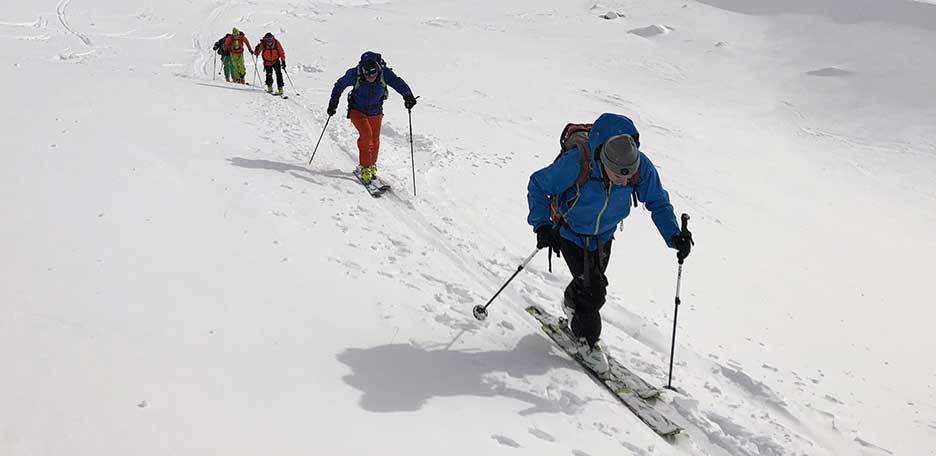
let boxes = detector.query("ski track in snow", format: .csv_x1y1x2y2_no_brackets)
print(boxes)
55,0,91,46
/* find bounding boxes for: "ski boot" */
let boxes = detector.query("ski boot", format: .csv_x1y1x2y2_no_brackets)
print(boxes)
360,165,377,184
266,84,273,94
577,338,610,374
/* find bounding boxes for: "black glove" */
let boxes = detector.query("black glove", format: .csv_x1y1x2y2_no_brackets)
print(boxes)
671,229,693,262
327,101,338,117
535,225,561,251
404,95,417,110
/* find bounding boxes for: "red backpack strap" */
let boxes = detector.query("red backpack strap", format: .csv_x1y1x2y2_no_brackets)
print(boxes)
559,123,593,187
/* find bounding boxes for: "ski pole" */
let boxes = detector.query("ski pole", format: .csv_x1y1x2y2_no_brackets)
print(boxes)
283,65,299,96
212,55,217,80
308,115,332,165
407,97,420,197
251,53,261,85
665,213,690,391
473,248,541,321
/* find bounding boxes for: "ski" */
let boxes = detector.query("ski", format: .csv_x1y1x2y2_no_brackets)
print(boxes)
526,305,682,437
352,168,391,197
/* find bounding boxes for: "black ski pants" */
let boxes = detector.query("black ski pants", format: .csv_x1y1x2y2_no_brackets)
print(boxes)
264,61,284,89
559,236,613,347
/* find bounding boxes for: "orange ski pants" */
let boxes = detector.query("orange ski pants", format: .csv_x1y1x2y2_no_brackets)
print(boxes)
349,110,383,168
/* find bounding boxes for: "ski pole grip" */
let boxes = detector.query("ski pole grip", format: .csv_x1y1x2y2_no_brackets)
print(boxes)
680,213,690,233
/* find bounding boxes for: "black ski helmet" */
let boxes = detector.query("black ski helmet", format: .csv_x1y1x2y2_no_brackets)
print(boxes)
361,58,379,76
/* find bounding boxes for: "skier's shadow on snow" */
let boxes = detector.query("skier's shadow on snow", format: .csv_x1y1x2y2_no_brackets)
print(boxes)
227,157,357,185
337,334,593,416
195,82,265,94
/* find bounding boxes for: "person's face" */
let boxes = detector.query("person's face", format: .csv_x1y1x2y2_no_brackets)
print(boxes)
364,72,378,82
603,162,635,185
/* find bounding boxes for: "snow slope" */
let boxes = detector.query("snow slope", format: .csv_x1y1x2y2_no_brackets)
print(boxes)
2,0,935,454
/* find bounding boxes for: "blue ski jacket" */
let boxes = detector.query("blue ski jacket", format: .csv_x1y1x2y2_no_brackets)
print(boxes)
329,66,413,116
527,113,680,250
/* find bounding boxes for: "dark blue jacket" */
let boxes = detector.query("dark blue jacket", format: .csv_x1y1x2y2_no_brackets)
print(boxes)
527,113,680,250
329,66,413,116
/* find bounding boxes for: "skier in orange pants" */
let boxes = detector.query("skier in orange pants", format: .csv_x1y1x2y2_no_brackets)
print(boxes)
327,51,417,184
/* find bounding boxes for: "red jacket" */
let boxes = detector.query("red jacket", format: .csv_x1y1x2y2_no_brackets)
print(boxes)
255,39,286,66
223,33,251,55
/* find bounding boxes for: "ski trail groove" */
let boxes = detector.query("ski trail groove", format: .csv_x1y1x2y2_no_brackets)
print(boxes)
55,0,91,46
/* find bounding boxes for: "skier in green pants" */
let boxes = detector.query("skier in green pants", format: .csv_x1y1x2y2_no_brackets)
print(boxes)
222,27,252,84
212,33,233,82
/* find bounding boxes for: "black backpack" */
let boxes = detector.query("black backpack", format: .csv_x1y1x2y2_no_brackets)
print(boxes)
353,51,388,100
212,36,228,56
549,123,641,224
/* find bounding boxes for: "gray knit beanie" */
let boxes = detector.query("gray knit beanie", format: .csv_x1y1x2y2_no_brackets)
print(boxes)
600,134,640,177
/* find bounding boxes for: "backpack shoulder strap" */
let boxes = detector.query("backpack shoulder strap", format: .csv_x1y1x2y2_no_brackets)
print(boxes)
558,123,593,187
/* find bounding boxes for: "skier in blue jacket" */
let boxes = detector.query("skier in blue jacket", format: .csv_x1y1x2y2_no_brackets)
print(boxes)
327,51,417,184
527,113,693,373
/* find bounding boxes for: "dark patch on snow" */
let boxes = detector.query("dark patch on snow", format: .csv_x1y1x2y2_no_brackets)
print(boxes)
299,63,322,73
492,434,521,447
719,366,789,410
627,24,673,37
528,428,555,442
824,394,844,404
806,67,853,77
854,436,894,454
424,18,460,28
619,440,649,455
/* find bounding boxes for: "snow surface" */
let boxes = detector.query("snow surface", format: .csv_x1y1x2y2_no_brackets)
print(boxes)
2,0,935,454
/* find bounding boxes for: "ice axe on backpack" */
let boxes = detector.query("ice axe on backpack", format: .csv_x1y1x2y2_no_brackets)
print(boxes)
472,248,541,321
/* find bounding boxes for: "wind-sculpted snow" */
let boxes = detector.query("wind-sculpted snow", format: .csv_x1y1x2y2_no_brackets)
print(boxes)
697,0,936,30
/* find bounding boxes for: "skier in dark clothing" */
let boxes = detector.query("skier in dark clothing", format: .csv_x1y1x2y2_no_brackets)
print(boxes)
212,33,233,82
254,32,286,95
326,51,417,184
527,113,693,373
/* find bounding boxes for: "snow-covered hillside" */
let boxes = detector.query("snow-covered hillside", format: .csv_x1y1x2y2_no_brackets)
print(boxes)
2,0,935,454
